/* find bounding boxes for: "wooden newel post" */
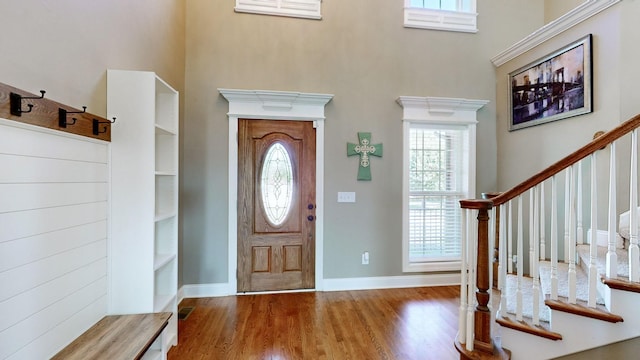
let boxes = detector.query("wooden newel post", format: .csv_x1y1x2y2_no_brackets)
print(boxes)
456,199,509,359
474,206,493,353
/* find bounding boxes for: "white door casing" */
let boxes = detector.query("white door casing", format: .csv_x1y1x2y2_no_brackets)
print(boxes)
219,89,333,294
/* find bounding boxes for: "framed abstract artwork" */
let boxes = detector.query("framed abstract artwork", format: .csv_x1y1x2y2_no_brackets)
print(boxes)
509,34,592,131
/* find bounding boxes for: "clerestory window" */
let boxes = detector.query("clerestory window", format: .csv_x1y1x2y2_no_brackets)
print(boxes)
404,0,478,33
235,0,322,20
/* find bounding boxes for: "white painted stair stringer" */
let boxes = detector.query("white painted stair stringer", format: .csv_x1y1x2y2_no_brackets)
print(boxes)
498,288,640,359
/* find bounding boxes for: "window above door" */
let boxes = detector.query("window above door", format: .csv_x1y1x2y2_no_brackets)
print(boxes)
235,0,322,20
404,0,478,33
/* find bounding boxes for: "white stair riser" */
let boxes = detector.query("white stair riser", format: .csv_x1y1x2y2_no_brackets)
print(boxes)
500,287,640,358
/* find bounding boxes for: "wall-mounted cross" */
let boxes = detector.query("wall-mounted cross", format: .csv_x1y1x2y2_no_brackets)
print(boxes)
347,132,383,181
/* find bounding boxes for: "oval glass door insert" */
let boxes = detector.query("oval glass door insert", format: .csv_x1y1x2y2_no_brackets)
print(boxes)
260,142,294,226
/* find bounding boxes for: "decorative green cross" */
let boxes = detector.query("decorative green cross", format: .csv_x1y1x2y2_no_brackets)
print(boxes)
347,132,383,181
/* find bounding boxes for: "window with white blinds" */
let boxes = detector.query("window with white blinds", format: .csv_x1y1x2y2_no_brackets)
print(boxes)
408,126,465,263
235,0,322,20
404,0,478,33
409,0,472,12
397,96,487,273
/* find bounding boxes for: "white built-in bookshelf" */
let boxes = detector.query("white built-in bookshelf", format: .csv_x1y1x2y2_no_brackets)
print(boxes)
107,69,179,357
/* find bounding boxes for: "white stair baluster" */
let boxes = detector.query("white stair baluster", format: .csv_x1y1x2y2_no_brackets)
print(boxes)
551,175,559,300
459,208,468,344
489,207,496,337
607,141,618,279
540,182,546,261
516,195,524,321
508,201,513,274
568,165,577,304
588,154,598,308
466,209,477,351
564,168,571,263
489,207,496,294
499,203,508,316
629,129,639,282
532,186,541,325
529,189,535,276
577,161,584,245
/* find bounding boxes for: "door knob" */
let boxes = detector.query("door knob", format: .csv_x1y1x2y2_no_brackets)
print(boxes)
307,215,315,221
308,204,315,210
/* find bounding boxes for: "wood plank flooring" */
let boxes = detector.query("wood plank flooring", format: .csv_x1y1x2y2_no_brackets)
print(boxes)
168,286,460,360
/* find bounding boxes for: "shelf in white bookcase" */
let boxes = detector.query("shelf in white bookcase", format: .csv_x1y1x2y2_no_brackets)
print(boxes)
155,211,177,223
155,176,176,215
154,253,177,271
155,123,176,136
155,171,177,176
154,294,176,313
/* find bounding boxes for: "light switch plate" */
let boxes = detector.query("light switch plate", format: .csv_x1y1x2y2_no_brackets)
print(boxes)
337,192,356,203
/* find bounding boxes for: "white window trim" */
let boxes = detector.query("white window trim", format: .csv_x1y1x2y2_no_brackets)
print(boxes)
404,0,478,33
235,0,322,20
397,96,488,272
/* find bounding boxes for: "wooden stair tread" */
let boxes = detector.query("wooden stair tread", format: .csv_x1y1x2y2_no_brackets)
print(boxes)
495,314,562,341
544,298,623,323
601,276,640,293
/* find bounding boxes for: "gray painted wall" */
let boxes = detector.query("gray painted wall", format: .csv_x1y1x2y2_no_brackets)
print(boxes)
544,0,586,23
495,2,639,269
496,6,622,191
181,0,544,285
0,0,187,286
0,1,185,118
9,0,611,288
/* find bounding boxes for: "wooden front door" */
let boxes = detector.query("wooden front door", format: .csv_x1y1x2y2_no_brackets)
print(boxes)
238,119,316,292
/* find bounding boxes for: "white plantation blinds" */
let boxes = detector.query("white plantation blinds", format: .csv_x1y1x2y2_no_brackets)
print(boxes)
408,126,465,262
409,0,472,12
404,0,477,33
235,0,321,19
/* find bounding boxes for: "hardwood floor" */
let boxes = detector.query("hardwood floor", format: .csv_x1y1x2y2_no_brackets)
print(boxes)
168,286,460,360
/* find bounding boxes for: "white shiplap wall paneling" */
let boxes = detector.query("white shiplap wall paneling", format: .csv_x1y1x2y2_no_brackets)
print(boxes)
0,118,109,359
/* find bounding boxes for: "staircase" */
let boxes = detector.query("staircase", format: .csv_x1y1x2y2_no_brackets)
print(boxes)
455,114,640,359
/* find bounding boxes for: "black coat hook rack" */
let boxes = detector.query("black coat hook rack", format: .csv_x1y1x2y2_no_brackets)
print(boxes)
10,90,46,116
59,106,87,128
93,117,116,135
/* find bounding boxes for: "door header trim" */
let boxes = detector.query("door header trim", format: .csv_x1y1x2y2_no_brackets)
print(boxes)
219,89,333,121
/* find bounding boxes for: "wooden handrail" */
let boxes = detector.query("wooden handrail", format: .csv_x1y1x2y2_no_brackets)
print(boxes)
489,113,640,207
460,199,493,210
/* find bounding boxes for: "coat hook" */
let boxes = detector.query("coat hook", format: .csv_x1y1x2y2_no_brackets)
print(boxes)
93,117,116,135
59,106,87,128
10,90,46,116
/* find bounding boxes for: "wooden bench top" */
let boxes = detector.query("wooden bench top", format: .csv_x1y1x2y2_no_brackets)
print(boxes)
52,312,172,360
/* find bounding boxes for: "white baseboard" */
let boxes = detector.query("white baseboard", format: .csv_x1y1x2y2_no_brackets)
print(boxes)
177,286,185,304
322,273,460,292
180,282,234,299
178,274,461,299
